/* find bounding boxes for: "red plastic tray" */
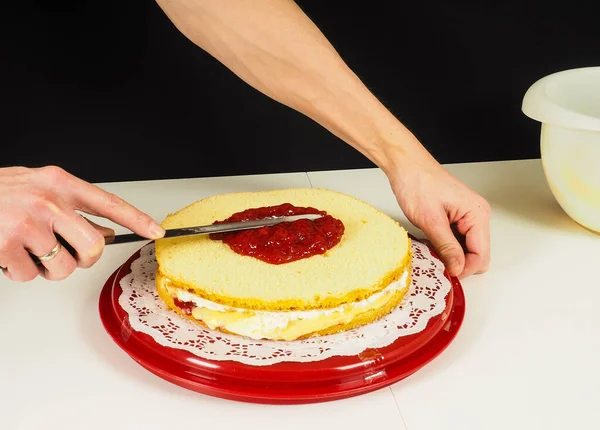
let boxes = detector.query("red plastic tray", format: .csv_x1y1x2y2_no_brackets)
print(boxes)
99,242,465,404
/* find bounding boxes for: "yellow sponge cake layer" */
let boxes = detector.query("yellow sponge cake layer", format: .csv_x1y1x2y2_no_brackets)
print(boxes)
155,188,411,311
156,269,411,341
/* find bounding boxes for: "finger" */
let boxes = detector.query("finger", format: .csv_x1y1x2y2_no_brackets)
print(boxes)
59,176,164,239
460,253,485,279
420,209,466,277
0,245,41,282
455,212,491,278
461,227,488,278
24,230,77,281
52,212,107,269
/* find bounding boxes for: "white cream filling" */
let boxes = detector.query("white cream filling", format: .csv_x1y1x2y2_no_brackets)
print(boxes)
164,269,409,339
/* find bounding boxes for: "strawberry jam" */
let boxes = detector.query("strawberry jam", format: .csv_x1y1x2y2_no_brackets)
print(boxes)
173,298,195,315
210,203,344,264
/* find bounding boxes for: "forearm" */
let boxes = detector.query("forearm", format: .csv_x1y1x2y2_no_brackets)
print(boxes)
155,0,431,174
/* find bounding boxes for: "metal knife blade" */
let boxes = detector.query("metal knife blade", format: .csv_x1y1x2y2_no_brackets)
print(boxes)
21,214,324,266
104,213,323,245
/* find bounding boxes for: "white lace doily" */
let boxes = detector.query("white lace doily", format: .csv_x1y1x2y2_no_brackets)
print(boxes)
117,240,451,366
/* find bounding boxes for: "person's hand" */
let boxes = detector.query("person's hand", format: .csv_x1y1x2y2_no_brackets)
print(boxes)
0,165,165,282
388,153,491,279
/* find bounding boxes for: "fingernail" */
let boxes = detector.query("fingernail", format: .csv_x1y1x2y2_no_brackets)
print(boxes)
150,222,165,238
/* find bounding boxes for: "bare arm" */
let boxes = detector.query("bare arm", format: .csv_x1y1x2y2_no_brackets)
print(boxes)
155,0,491,278
154,0,432,175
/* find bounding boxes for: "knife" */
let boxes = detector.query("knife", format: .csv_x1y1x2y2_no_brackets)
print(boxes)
28,214,323,265
104,213,324,244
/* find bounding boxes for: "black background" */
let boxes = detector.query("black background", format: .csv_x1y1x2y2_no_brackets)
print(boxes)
2,1,599,183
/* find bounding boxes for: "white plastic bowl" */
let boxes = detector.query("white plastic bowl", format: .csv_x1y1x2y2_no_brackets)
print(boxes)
522,66,600,233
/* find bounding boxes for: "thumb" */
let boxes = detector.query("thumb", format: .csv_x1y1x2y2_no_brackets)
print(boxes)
420,212,465,277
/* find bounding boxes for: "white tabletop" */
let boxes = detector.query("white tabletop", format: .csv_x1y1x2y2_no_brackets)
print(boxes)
1,159,598,430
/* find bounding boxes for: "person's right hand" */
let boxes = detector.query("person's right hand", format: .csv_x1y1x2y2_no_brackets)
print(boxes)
0,165,165,282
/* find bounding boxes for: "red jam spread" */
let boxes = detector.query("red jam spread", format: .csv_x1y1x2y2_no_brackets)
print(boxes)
173,298,195,315
210,203,344,264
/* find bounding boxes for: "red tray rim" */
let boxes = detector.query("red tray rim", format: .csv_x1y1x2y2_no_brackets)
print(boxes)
98,239,465,404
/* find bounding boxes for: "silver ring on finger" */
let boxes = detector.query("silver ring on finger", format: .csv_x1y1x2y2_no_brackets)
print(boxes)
38,242,62,262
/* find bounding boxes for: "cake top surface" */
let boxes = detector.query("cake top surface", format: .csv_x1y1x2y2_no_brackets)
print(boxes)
154,188,410,311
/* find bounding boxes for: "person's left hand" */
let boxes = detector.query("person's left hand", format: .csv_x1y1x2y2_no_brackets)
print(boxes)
387,152,491,279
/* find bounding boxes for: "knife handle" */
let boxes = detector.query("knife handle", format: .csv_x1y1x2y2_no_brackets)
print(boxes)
103,232,148,245
29,232,152,264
